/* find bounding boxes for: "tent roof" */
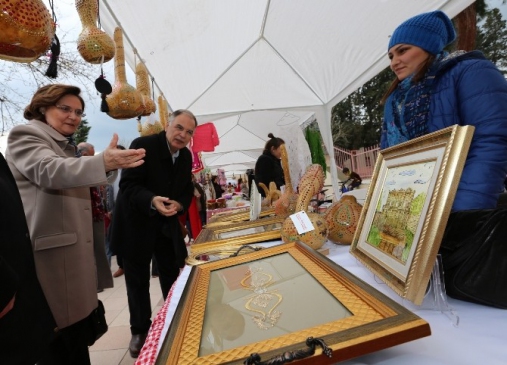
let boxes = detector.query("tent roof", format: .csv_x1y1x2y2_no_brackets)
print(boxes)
99,0,473,193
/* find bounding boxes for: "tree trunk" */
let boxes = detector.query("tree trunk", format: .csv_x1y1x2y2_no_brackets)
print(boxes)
455,4,477,51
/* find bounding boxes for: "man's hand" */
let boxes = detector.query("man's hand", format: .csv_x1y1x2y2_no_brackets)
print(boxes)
151,196,182,216
103,134,146,172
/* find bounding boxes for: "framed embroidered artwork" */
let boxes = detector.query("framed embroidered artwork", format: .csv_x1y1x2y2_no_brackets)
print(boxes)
157,241,430,365
191,214,287,254
206,208,276,228
350,125,474,304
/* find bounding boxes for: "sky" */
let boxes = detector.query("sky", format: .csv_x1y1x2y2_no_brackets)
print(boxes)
0,0,144,153
49,0,142,152
1,0,506,154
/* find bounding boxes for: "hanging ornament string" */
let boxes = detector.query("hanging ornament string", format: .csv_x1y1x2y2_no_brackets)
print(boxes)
97,0,102,29
97,55,112,112
45,0,60,78
0,97,5,136
151,77,155,101
134,49,140,123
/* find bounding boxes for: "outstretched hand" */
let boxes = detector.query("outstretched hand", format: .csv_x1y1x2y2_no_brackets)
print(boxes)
103,134,146,171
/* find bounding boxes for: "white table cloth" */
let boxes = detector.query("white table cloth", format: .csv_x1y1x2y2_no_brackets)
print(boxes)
137,240,507,365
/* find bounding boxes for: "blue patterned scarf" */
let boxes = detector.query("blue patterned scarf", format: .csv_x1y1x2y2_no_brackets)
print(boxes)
383,54,445,147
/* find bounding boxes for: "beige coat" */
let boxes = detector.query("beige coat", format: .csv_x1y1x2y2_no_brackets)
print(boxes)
6,120,115,328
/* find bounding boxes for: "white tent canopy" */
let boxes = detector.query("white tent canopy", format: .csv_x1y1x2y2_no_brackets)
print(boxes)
201,110,315,176
99,0,473,194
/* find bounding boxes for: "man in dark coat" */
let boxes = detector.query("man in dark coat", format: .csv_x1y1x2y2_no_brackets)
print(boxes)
0,153,56,365
110,110,196,358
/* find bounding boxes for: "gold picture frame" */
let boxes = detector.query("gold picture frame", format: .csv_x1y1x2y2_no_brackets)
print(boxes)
156,241,430,365
192,215,287,253
350,125,474,305
186,244,264,266
206,208,276,228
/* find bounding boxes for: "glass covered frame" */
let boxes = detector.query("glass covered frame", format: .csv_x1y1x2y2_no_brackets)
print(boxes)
157,242,430,365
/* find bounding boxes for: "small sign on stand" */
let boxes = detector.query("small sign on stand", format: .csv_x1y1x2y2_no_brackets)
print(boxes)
249,180,262,221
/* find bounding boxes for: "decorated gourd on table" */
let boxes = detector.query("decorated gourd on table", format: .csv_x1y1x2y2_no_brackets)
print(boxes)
258,181,281,207
281,164,328,250
136,62,156,116
0,0,55,62
75,0,115,64
105,27,144,119
274,144,298,215
324,195,362,245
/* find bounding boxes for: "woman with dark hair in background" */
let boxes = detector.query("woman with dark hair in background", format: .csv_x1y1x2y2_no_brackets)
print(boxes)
254,133,285,197
211,175,224,199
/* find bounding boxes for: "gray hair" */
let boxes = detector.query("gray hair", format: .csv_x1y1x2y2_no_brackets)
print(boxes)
169,109,198,127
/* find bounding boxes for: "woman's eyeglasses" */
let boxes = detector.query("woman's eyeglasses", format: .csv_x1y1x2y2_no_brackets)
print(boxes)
55,105,86,117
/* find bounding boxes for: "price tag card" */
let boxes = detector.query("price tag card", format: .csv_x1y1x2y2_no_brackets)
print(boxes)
289,211,315,234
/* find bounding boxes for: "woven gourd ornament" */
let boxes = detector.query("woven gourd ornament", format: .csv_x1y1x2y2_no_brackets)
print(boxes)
258,182,281,207
158,94,170,130
274,144,298,215
0,0,55,62
136,62,156,116
75,0,115,64
137,117,164,137
105,27,144,120
281,164,328,250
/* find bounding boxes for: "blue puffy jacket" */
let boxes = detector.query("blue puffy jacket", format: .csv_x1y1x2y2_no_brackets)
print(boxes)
381,51,507,211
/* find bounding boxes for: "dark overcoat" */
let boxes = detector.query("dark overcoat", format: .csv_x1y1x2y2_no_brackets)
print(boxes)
110,131,193,266
0,153,56,365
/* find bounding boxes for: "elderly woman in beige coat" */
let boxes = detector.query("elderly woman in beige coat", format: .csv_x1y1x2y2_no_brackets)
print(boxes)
6,84,145,365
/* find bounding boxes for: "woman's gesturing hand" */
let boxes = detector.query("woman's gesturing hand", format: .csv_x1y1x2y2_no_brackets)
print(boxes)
103,134,146,171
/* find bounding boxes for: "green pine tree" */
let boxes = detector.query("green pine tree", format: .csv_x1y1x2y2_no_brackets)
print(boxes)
74,119,91,144
476,8,507,72
331,1,507,148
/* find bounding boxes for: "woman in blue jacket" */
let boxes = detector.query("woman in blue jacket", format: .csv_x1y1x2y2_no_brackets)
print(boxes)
381,10,507,211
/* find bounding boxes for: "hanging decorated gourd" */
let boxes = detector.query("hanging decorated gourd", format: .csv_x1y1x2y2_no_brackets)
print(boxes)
0,0,55,62
135,62,156,116
281,164,328,250
75,0,115,64
105,27,144,120
274,144,298,215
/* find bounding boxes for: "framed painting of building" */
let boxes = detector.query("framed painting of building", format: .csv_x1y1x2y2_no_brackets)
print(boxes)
350,125,474,305
156,241,430,365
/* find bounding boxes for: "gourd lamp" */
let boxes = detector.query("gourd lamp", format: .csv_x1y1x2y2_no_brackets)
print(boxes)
0,0,55,62
75,0,115,64
105,27,144,119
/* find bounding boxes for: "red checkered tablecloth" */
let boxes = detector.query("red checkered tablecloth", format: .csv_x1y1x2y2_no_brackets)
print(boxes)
134,266,192,365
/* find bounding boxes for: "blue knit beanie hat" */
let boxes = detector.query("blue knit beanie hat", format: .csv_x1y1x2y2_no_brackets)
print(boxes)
388,10,456,54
